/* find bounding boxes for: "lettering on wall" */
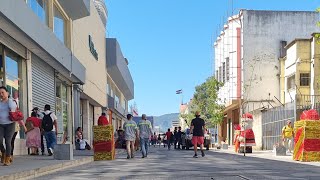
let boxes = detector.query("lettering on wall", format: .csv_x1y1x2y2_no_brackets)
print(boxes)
89,35,98,60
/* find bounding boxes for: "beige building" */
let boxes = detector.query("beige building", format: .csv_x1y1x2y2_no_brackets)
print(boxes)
72,0,108,144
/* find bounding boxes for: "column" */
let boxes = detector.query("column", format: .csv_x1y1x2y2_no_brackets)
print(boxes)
82,99,91,145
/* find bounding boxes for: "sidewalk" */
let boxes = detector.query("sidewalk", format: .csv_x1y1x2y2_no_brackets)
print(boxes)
0,149,127,180
212,146,320,167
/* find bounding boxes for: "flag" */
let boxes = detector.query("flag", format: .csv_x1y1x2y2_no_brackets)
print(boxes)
132,109,139,116
176,89,182,94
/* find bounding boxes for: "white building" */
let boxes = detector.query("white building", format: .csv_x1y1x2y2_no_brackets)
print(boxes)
214,10,319,145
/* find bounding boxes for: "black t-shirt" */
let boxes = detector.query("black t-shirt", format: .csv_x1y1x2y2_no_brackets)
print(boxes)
191,117,205,136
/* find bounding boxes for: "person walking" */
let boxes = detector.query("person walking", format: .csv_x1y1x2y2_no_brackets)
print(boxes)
32,107,45,155
173,127,178,149
0,86,18,166
25,112,41,155
164,129,173,150
177,127,182,149
123,114,138,159
157,134,161,148
190,111,206,158
282,120,294,154
41,104,58,156
138,114,152,158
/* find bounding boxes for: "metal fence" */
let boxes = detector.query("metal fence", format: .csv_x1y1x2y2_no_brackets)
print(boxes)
261,95,320,150
262,102,295,150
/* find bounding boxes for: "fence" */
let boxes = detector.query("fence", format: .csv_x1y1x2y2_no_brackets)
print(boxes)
261,102,295,150
261,95,320,150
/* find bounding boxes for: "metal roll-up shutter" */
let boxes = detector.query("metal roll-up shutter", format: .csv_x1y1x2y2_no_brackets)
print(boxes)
31,54,55,112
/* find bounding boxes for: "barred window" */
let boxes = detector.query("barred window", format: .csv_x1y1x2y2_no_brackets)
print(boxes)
222,62,226,83
300,73,310,86
226,57,230,81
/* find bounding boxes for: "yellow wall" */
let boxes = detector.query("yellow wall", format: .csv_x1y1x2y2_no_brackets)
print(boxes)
296,40,311,96
72,2,107,107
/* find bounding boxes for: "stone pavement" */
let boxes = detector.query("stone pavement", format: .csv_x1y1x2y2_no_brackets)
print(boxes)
35,146,320,180
213,146,320,167
0,149,127,180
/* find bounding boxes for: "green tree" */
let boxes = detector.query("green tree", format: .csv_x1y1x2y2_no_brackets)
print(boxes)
179,100,198,126
192,76,224,127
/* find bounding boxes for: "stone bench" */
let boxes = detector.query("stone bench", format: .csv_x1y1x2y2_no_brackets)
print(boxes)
54,143,73,160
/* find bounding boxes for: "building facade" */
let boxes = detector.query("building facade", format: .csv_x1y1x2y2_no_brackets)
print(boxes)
214,10,319,145
106,38,134,132
0,0,120,155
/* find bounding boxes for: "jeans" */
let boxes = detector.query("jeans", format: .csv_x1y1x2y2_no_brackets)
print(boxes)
283,137,293,152
44,131,56,150
0,123,15,156
11,131,18,155
140,137,149,157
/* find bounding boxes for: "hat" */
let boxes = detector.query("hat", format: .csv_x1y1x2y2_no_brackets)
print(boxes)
32,107,39,111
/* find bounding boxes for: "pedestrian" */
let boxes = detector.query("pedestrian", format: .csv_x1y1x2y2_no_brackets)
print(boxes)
173,127,178,149
123,114,138,159
32,107,45,155
190,111,206,158
98,112,109,126
138,114,152,158
157,134,161,148
25,112,41,155
177,127,182,149
282,120,294,153
41,104,58,156
164,129,173,150
151,132,157,147
0,86,18,166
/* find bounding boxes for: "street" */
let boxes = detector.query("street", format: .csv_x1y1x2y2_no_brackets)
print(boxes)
36,146,320,180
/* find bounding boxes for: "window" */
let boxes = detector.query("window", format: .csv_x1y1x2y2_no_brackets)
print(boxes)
226,58,230,81
300,73,310,86
287,75,295,90
56,82,69,142
216,70,219,80
219,66,222,82
222,62,226,83
53,5,66,44
27,0,47,25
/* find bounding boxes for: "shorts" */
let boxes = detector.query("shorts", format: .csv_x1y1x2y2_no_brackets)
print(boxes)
192,136,204,145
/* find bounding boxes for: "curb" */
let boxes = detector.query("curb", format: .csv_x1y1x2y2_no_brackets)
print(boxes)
0,156,94,180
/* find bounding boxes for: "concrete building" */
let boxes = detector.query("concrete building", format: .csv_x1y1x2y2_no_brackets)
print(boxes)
214,10,319,145
106,38,134,132
0,0,115,155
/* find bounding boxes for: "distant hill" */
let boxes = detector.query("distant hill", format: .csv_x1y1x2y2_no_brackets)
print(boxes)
154,113,179,132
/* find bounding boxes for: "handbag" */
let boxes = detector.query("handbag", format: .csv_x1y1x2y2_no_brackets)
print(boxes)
9,100,24,122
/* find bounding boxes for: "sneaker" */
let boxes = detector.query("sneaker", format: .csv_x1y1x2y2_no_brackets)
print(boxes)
131,154,135,158
193,154,198,158
127,155,131,159
48,148,53,156
201,151,205,157
142,156,145,158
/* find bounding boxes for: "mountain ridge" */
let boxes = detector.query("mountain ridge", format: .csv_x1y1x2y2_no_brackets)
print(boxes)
153,113,179,132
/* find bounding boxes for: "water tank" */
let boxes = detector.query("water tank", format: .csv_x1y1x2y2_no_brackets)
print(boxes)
93,0,108,27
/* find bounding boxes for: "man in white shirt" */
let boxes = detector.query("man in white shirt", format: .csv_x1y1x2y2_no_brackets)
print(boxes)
41,104,58,156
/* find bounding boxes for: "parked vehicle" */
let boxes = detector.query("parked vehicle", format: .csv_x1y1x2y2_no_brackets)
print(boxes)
182,128,211,150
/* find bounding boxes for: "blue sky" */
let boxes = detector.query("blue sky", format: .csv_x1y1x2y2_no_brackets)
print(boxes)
105,0,320,116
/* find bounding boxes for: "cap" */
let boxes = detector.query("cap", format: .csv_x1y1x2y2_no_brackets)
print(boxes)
32,107,39,111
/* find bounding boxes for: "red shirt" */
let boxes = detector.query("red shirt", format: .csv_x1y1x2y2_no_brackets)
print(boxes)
166,132,172,140
98,116,109,126
26,117,41,127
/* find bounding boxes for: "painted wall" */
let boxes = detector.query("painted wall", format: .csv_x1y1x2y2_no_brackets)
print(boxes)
242,10,318,111
72,1,107,107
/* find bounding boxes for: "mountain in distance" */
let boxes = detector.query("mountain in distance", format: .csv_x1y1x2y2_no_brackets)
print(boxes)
153,113,179,132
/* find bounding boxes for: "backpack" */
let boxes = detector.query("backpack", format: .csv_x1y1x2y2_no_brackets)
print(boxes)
42,112,53,132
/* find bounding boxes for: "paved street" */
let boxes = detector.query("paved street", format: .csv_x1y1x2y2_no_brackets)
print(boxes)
36,146,320,180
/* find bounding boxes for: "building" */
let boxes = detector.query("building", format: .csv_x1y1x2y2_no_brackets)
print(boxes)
0,0,117,155
179,104,189,130
280,34,320,108
214,10,319,145
106,38,134,132
72,0,108,145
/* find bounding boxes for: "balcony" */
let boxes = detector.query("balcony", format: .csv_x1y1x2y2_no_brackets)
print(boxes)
106,38,134,100
108,95,126,116
57,0,90,20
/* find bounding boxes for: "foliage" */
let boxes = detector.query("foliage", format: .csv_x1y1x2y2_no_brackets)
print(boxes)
180,76,224,128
